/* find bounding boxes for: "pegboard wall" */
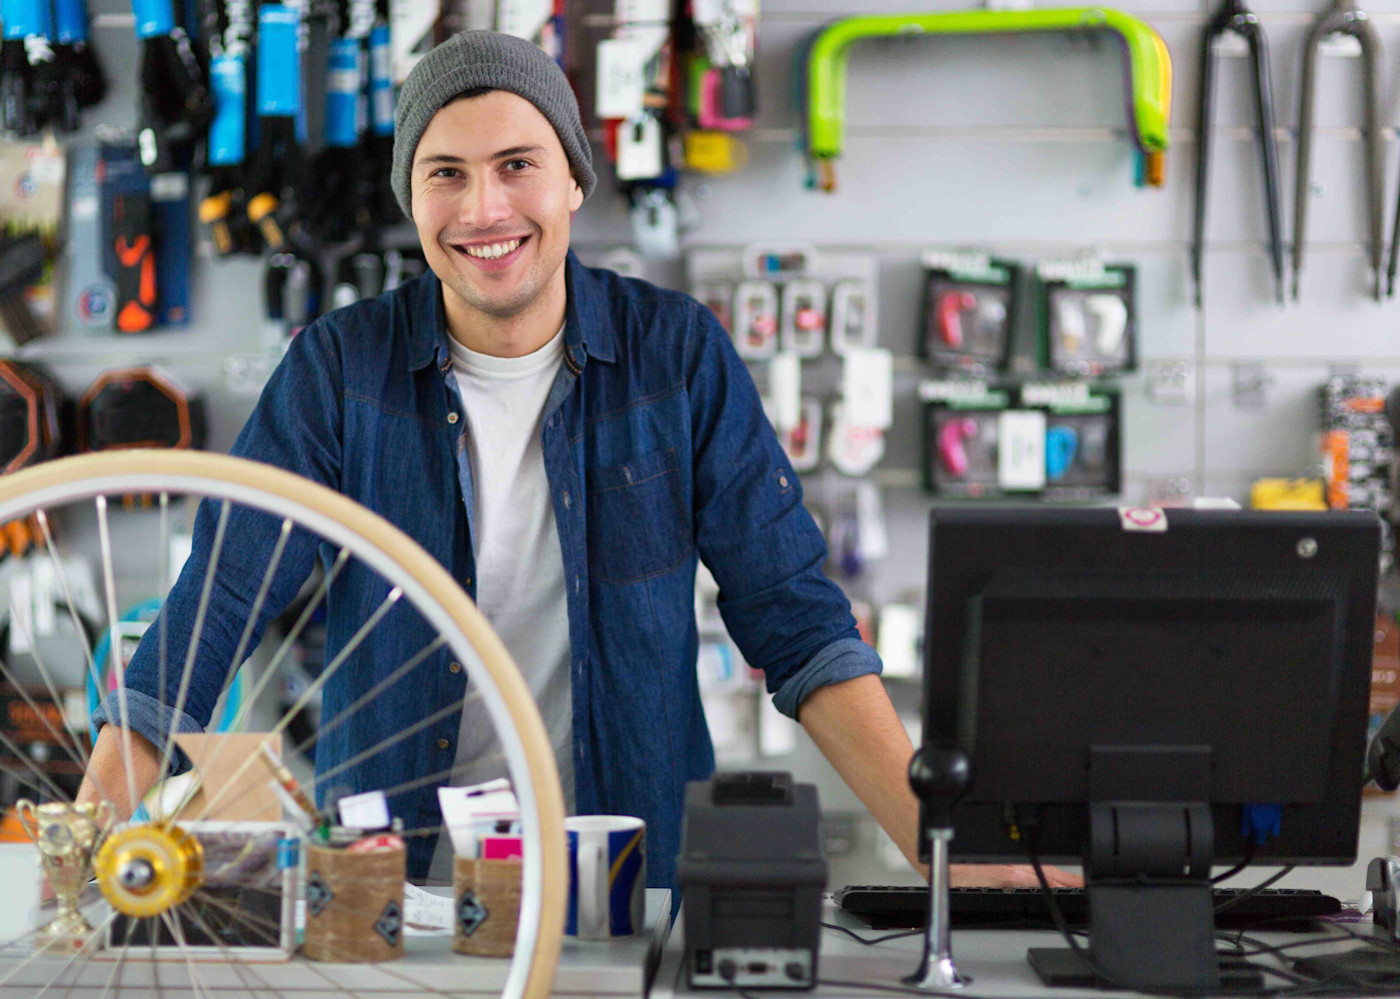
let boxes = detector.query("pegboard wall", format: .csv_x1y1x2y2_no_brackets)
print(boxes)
13,0,1400,887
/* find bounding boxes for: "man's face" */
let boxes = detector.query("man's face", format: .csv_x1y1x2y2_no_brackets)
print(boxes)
410,91,584,323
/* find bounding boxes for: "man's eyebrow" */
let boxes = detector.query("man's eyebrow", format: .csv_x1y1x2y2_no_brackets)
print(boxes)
417,154,465,169
491,145,546,160
416,146,547,169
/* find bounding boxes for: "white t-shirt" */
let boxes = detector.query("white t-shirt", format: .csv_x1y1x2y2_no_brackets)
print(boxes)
427,327,573,882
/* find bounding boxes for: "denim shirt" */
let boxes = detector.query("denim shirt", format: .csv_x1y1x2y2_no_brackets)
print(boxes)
95,252,881,885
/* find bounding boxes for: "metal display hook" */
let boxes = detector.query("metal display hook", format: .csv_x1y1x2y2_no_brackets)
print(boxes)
801,8,1172,193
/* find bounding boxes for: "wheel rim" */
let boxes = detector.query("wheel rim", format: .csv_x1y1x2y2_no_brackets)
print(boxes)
0,450,566,999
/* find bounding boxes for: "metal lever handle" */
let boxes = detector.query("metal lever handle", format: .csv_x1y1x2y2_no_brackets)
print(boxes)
904,828,969,991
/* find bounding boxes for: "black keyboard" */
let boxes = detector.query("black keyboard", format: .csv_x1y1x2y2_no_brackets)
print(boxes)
833,884,1343,931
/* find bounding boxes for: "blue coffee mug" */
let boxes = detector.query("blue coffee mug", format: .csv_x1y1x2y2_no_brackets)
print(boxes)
565,815,645,938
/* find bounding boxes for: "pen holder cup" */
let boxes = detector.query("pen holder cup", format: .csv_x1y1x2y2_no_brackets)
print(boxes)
453,855,522,957
302,843,406,962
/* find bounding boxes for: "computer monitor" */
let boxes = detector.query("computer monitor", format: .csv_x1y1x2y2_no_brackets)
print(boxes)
921,506,1381,990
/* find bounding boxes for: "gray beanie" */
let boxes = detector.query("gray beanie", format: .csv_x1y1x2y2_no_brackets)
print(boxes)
391,31,596,219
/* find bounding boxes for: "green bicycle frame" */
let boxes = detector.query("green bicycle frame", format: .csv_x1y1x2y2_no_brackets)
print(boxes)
805,9,1172,180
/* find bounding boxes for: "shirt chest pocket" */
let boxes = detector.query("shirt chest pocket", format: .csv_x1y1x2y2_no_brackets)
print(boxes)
585,447,691,584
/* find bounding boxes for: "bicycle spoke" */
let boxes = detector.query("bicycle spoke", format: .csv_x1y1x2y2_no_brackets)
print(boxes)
156,500,232,792
368,750,508,803
213,519,293,721
92,916,137,999
157,493,170,746
162,547,351,829
315,698,470,786
190,586,402,824
30,922,104,999
171,520,293,822
158,910,211,999
0,728,74,803
176,898,288,999
0,652,103,807
0,908,116,992
0,604,91,773
32,510,103,730
147,915,160,999
195,640,472,829
95,496,138,815
184,891,283,942
288,636,445,758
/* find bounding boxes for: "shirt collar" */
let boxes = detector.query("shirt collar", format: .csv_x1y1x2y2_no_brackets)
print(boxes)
408,250,618,372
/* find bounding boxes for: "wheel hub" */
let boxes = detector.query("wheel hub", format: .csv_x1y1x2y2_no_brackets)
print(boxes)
93,824,203,918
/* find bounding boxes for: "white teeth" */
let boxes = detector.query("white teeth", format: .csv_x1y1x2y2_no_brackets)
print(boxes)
462,238,522,260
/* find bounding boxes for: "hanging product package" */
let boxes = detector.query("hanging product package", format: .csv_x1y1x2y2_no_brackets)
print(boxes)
920,250,1018,377
1035,259,1137,377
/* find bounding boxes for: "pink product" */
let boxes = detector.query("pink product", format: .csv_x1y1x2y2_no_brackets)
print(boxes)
936,290,978,348
698,70,753,130
480,835,524,861
937,417,980,478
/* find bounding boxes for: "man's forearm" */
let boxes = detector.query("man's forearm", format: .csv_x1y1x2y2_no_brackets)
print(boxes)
797,672,923,870
77,726,163,821
797,672,1083,889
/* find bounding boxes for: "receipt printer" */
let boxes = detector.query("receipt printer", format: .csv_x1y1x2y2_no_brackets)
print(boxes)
678,771,826,990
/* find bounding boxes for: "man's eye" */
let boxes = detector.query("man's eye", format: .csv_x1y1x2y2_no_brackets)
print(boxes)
432,167,460,179
504,159,533,172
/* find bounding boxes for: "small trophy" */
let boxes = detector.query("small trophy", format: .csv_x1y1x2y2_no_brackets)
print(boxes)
16,799,116,951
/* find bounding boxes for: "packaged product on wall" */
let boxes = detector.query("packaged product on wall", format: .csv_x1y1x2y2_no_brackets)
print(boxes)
1035,259,1136,377
1323,375,1393,570
1019,382,1122,501
921,381,1015,498
920,250,1017,376
0,140,66,342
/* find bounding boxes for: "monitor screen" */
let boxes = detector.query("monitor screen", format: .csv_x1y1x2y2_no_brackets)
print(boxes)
923,506,1380,868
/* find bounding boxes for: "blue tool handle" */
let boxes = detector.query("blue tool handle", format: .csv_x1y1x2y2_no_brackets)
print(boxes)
131,0,175,39
54,0,90,43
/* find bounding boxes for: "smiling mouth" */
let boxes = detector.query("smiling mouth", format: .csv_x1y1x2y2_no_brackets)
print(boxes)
452,235,530,261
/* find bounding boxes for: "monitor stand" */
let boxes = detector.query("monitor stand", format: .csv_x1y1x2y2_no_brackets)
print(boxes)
1024,746,1268,991
1026,879,1263,991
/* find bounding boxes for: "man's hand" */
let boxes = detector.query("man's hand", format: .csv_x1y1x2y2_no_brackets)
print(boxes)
77,725,164,821
951,863,1082,889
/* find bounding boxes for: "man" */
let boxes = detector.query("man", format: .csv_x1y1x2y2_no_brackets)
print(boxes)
80,31,1069,889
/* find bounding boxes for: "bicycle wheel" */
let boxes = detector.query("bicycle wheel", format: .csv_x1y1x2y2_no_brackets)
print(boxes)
0,449,566,998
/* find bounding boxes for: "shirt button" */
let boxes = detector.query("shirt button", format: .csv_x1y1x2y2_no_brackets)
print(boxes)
448,661,462,674
563,491,571,510
464,576,472,587
447,411,459,425
437,738,450,750
779,475,789,488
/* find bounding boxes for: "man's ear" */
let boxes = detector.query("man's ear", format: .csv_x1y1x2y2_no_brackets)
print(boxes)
568,178,584,213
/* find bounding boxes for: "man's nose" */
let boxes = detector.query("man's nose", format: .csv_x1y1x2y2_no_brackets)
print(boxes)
458,172,513,228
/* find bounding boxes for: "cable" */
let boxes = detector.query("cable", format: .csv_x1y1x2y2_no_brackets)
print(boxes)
814,979,982,998
821,920,923,946
1215,867,1295,914
1023,827,1137,992
1212,840,1259,885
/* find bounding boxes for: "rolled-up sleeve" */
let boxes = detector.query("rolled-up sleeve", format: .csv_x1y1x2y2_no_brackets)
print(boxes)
686,304,882,718
91,688,202,777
